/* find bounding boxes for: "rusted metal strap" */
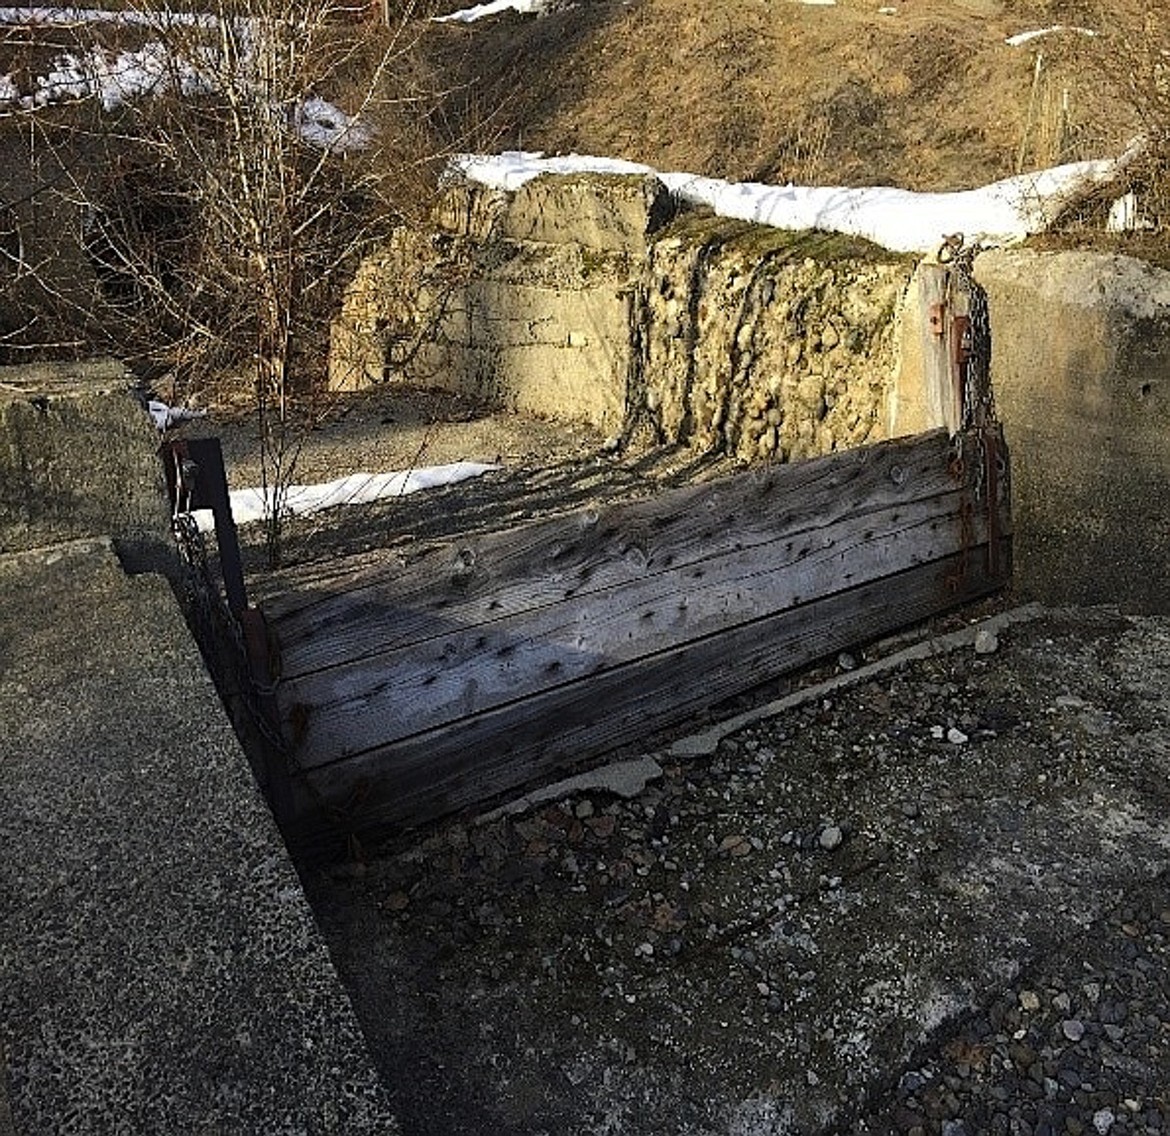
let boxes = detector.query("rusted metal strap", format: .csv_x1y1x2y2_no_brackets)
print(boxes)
983,427,1003,580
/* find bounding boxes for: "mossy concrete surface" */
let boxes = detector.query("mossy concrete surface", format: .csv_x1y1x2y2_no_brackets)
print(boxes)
0,538,397,1133
976,249,1170,614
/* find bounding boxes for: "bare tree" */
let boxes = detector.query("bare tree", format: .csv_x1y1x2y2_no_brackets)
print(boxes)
2,0,446,564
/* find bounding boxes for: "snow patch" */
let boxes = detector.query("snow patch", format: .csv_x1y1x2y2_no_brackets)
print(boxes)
452,149,1121,254
190,461,501,532
1005,26,1097,48
433,0,556,23
0,9,358,150
148,401,207,430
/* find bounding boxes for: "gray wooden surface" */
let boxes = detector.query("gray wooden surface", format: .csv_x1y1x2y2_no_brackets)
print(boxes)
262,427,1011,846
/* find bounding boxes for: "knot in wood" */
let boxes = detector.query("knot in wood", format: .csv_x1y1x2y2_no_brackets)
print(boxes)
452,548,476,577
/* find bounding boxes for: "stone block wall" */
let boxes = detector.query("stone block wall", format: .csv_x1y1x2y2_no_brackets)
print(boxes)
0,360,172,567
637,217,914,461
329,173,915,460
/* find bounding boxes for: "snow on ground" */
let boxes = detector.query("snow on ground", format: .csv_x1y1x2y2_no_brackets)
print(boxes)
192,463,501,532
433,0,555,24
434,0,833,21
147,400,499,528
1005,26,1097,48
148,400,206,430
452,149,1122,254
0,8,364,150
0,7,218,27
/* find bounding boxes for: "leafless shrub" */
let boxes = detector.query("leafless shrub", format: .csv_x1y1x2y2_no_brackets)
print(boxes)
1038,3,1170,231
1,0,451,564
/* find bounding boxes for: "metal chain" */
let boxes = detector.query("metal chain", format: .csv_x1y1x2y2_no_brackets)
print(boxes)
938,234,999,504
940,235,997,430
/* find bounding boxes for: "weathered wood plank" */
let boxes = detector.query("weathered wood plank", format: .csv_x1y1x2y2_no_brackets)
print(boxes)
282,493,995,766
279,543,1009,851
268,429,961,679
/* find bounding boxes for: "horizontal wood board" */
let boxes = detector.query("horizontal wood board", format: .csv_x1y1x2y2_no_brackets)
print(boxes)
282,543,1010,850
264,428,958,666
261,427,1011,845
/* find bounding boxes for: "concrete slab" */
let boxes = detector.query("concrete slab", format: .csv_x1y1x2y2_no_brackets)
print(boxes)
0,362,171,569
0,539,396,1133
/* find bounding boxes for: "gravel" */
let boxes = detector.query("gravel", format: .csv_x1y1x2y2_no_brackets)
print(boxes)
300,605,1170,1135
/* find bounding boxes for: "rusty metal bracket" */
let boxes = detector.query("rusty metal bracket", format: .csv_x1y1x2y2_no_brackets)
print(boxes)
951,314,972,366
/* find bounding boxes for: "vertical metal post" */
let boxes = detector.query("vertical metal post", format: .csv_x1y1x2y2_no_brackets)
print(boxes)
161,437,249,617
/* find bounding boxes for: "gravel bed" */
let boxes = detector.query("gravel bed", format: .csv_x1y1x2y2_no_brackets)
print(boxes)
302,606,1170,1135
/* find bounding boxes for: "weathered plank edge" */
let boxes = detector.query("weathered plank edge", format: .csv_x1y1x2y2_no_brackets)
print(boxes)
284,497,993,764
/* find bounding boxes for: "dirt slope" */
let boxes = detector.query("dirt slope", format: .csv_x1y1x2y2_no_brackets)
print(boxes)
422,0,1122,191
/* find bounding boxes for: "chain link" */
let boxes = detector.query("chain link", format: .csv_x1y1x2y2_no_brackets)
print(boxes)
938,234,1000,504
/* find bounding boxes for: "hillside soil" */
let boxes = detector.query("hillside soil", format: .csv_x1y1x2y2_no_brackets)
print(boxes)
421,0,1128,193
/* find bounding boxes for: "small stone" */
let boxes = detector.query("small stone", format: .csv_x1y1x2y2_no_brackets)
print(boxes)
837,652,857,671
575,799,595,820
1061,1019,1085,1042
931,725,946,740
901,801,921,819
974,629,999,655
947,727,969,745
1093,1109,1115,1135
383,891,409,912
1053,991,1071,1013
819,825,844,851
1019,990,1041,1011
1009,1041,1036,1068
757,982,771,997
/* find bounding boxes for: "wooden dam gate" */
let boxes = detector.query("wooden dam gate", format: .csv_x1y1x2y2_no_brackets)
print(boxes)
172,254,1012,857
253,427,1009,854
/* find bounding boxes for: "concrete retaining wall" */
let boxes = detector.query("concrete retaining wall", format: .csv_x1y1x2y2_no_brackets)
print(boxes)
637,218,911,461
975,249,1170,612
0,359,172,568
330,173,916,462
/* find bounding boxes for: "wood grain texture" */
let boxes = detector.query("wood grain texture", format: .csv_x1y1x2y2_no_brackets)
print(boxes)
281,544,1009,851
258,426,1012,851
282,495,994,766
